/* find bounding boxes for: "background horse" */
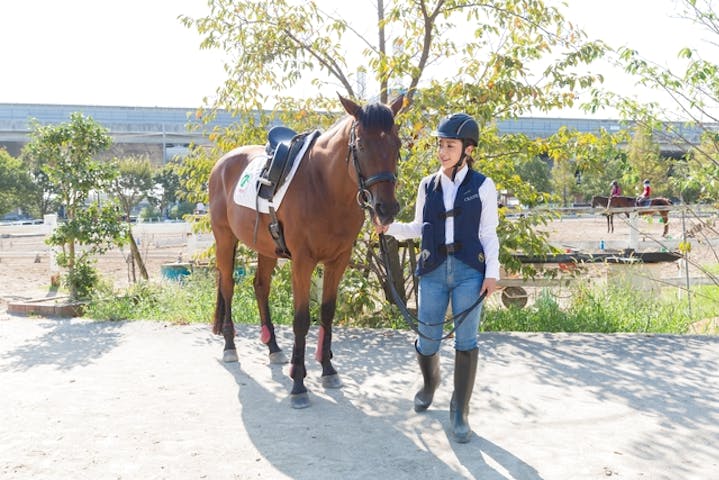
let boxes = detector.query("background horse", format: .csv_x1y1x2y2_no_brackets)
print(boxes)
591,195,672,236
209,94,403,408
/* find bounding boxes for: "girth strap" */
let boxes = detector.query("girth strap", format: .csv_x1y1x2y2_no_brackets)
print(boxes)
268,206,291,259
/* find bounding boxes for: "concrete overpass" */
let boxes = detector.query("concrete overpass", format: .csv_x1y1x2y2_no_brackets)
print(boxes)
0,103,705,164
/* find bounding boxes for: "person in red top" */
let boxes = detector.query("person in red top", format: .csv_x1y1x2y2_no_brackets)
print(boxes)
637,179,651,206
609,180,622,197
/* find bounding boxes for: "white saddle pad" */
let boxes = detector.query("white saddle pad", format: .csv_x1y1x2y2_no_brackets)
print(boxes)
232,130,319,213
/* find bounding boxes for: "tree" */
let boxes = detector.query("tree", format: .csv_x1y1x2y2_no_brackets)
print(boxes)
110,155,155,282
515,155,552,197
23,113,127,299
587,0,719,306
0,148,34,216
152,158,181,218
625,124,670,197
182,0,608,279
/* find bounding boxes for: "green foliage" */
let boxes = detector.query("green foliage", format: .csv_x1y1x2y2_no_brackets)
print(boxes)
589,1,719,205
0,148,34,216
514,155,552,195
110,155,155,217
63,256,99,300
23,113,126,299
49,201,129,298
86,268,710,335
684,134,719,202
482,284,694,333
24,112,114,220
625,124,670,197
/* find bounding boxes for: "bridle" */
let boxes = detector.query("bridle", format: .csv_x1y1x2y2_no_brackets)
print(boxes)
344,121,486,342
346,120,398,211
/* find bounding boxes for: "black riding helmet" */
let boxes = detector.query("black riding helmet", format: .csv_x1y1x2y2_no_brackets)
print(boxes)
433,113,479,146
433,113,479,180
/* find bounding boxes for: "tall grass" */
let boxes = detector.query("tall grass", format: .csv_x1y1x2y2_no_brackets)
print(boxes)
86,267,717,334
481,285,696,333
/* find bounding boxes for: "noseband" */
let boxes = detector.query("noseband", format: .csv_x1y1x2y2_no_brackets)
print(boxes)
346,121,398,210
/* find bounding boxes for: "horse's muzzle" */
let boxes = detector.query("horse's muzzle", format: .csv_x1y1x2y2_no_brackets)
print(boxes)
374,200,400,226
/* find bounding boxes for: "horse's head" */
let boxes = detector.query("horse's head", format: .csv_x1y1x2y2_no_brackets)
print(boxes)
590,195,603,208
339,94,403,226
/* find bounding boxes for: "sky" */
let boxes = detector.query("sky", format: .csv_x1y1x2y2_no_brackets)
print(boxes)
0,0,705,117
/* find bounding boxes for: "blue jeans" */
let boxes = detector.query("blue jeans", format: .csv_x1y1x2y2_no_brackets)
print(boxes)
416,255,484,355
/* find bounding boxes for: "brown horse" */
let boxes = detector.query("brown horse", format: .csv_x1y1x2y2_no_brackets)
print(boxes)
208,94,403,408
591,195,672,236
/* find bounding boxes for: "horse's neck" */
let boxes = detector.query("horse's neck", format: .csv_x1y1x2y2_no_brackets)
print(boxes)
304,121,357,207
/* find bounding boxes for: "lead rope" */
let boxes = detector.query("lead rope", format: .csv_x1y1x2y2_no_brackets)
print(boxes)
377,233,486,342
348,121,485,341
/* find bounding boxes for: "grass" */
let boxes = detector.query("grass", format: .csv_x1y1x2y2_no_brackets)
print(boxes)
85,265,719,335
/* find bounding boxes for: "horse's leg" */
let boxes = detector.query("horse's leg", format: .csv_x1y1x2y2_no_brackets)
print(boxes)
214,234,238,363
610,213,614,234
254,254,287,364
288,258,315,409
314,254,351,389
662,213,669,236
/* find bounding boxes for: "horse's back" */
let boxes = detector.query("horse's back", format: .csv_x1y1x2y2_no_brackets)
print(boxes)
209,145,264,202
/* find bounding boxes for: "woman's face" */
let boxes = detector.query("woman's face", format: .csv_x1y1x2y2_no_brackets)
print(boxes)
438,138,472,174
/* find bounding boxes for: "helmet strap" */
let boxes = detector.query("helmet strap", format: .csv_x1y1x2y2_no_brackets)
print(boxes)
450,140,469,181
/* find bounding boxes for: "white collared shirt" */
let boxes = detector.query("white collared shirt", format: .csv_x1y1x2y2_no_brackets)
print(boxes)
386,165,500,279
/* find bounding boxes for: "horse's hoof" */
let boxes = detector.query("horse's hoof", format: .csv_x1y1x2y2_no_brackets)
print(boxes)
321,374,343,389
269,351,289,364
290,392,311,409
222,349,238,363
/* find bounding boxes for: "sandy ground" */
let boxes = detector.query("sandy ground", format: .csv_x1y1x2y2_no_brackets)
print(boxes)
1,319,718,479
1,216,718,479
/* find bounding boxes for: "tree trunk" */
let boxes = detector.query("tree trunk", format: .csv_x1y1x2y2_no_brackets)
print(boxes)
128,227,148,281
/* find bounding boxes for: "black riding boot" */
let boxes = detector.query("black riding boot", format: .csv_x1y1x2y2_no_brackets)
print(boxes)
414,346,440,412
449,348,478,443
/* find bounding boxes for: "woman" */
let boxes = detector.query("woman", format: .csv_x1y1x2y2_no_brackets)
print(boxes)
637,179,651,206
375,113,500,443
609,180,622,197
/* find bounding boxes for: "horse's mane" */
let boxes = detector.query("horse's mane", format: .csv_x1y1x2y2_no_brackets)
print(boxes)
329,102,395,133
356,102,395,132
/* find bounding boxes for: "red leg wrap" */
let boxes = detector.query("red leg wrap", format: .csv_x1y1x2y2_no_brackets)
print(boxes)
260,325,271,344
315,326,326,363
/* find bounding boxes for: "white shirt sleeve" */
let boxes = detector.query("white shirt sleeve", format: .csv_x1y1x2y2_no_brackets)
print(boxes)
385,176,430,240
478,177,500,280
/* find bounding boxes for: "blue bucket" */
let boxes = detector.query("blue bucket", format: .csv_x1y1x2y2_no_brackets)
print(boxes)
161,263,192,281
233,266,246,282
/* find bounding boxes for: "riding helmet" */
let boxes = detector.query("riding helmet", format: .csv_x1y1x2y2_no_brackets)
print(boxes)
433,113,479,146
643,179,650,185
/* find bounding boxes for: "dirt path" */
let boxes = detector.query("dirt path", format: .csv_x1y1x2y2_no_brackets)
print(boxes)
1,318,718,479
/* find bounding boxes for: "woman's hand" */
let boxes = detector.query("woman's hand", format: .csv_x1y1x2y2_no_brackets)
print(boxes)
480,278,498,298
374,224,389,234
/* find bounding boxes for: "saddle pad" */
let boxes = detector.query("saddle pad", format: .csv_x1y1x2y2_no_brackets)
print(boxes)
232,130,319,214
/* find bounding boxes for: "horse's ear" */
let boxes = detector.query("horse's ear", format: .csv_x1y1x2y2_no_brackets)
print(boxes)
389,94,405,116
338,93,362,118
